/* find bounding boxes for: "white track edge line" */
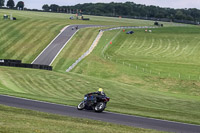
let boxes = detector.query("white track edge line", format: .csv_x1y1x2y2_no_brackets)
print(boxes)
104,111,200,127
31,25,70,64
49,29,79,66
0,94,75,108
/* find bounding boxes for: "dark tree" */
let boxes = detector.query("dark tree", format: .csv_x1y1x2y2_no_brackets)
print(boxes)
0,0,5,7
44,2,200,22
42,4,49,12
49,4,59,12
16,1,24,10
175,10,186,20
6,0,15,8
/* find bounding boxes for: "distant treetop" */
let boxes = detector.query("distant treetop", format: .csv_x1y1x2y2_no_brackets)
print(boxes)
6,0,15,9
16,1,24,10
0,0,5,7
42,2,200,22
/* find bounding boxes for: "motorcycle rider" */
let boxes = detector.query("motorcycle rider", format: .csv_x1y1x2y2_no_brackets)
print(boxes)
77,88,109,112
88,88,106,96
86,88,106,102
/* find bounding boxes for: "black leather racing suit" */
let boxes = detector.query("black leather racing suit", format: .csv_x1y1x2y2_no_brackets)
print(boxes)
85,91,106,106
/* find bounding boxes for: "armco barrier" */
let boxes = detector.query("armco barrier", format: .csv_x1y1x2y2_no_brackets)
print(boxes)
0,59,52,71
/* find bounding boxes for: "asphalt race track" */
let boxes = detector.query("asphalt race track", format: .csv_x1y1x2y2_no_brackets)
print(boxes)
0,95,200,133
32,25,101,66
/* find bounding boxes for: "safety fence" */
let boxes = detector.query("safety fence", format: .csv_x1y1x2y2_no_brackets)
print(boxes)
105,57,200,81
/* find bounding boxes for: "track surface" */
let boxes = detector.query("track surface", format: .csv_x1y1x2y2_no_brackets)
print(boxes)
32,25,101,66
0,95,200,133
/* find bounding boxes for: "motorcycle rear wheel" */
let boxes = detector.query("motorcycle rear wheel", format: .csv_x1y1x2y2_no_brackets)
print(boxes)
77,101,85,110
94,102,106,112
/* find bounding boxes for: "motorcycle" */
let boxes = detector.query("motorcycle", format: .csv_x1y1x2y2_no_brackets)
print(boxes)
77,93,110,112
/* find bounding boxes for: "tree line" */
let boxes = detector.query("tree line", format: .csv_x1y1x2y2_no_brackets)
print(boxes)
0,0,24,10
42,2,200,22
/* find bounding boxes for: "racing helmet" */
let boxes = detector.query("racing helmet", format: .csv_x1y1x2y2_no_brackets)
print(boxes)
98,88,103,92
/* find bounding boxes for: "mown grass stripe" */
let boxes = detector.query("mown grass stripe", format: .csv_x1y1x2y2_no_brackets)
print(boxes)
1,20,45,59
162,38,180,57
135,36,147,52
186,40,200,57
114,38,129,55
13,20,51,61
0,19,24,38
145,39,162,56
0,19,37,57
23,74,44,95
18,72,52,96
144,38,157,56
153,38,170,57
126,37,138,51
3,71,26,93
14,75,35,94
0,19,31,45
31,78,54,96
27,23,62,63
39,77,67,97
173,45,189,58
136,37,154,55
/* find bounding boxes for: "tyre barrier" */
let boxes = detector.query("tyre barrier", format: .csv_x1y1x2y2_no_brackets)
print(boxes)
0,59,21,64
0,59,52,71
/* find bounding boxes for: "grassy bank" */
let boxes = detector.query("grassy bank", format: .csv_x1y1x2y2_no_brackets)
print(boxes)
0,67,200,125
72,27,200,94
1,8,200,128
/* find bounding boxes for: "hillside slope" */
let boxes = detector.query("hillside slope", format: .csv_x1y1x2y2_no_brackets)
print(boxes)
0,67,200,124
0,9,200,125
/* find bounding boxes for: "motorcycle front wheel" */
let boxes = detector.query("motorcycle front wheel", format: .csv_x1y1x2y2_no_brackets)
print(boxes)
77,101,85,110
94,102,106,112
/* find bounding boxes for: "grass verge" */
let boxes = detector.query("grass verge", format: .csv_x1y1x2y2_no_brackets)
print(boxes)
0,105,166,133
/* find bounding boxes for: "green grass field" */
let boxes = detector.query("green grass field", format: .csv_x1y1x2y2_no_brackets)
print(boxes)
71,27,200,91
72,27,200,80
0,9,160,63
0,8,200,132
0,66,200,125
